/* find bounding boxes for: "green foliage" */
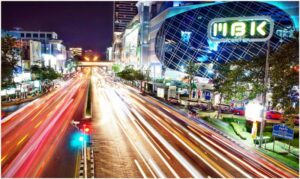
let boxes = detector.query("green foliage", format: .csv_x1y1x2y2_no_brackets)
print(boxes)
213,56,265,102
1,35,20,88
116,65,136,81
230,122,247,140
214,33,299,116
184,60,200,99
269,33,299,115
223,117,246,124
117,65,147,91
30,65,62,81
134,69,146,81
112,63,121,73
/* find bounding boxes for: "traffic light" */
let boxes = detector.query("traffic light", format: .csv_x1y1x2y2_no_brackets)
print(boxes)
79,136,84,142
84,127,90,133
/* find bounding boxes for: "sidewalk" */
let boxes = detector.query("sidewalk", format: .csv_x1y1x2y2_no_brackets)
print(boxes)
1,94,43,107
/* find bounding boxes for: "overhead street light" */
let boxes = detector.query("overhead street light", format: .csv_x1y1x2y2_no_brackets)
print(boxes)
93,56,99,61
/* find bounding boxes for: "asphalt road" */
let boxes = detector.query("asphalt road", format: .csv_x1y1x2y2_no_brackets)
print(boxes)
91,68,190,178
1,69,90,178
90,67,298,178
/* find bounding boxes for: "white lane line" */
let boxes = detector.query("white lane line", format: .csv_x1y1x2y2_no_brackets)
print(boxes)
134,159,147,178
100,90,157,178
130,107,204,178
133,102,224,177
114,90,180,178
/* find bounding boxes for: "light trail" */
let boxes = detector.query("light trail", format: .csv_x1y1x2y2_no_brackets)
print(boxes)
2,71,90,177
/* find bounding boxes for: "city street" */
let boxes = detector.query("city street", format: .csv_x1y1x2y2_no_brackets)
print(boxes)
1,70,89,178
90,67,299,178
1,1,299,178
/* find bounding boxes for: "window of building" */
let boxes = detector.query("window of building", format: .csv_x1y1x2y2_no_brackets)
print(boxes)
47,34,52,38
33,33,38,38
21,33,24,37
26,33,31,38
40,34,45,38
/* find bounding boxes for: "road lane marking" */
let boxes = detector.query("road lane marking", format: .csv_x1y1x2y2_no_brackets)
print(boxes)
34,120,44,128
1,155,7,162
134,159,147,178
17,134,29,146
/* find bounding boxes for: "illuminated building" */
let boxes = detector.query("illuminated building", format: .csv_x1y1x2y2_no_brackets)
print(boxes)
150,1,299,79
112,1,138,62
69,47,83,57
3,30,67,73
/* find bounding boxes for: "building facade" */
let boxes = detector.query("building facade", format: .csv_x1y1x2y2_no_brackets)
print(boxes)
150,1,299,79
112,1,138,63
3,30,67,73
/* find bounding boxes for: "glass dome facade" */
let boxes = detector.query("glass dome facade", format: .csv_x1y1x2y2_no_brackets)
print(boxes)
155,1,298,79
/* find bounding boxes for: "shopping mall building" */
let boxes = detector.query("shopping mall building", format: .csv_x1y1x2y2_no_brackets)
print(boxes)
118,1,299,82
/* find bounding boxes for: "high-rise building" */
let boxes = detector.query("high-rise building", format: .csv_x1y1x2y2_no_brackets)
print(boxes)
113,1,138,33
112,1,138,62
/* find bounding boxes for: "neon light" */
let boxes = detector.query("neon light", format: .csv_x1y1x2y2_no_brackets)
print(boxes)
250,22,256,36
208,16,274,42
213,24,218,36
223,23,227,36
257,21,267,35
231,22,246,36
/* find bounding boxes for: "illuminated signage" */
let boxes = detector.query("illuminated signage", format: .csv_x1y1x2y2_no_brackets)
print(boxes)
181,31,191,44
208,16,274,42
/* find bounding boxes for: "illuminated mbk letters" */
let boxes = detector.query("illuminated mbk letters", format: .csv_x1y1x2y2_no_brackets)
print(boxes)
208,16,274,42
231,22,246,36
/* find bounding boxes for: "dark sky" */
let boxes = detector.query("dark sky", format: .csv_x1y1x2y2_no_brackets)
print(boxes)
2,1,113,54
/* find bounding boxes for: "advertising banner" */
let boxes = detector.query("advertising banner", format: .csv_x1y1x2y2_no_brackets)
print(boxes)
29,40,42,64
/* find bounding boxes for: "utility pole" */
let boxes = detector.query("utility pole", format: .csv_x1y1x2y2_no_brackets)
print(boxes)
259,40,270,148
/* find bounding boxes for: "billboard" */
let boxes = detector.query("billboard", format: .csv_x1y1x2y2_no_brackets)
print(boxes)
123,27,139,64
29,40,42,64
208,16,274,42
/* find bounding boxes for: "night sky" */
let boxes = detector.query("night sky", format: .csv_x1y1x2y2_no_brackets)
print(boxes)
2,1,113,54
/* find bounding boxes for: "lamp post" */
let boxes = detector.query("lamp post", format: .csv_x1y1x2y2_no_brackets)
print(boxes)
83,124,87,178
259,40,271,148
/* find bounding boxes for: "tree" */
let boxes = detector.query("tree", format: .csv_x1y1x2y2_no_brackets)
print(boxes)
30,65,62,81
1,36,20,88
213,56,266,104
112,64,121,73
117,65,136,83
269,33,299,115
184,60,200,99
117,66,147,92
134,69,146,92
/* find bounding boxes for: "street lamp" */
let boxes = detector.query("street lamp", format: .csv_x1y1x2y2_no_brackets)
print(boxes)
84,57,90,61
93,56,99,61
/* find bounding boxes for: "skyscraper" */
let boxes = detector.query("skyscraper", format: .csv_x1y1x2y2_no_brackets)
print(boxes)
112,1,138,62
113,1,138,34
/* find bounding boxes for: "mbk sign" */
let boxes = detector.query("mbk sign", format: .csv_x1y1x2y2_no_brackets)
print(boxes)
208,16,274,42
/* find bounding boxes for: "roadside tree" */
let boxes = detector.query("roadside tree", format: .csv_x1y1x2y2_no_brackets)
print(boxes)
1,36,20,88
184,60,200,99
